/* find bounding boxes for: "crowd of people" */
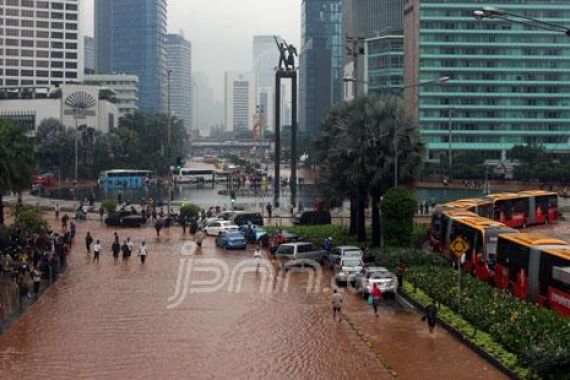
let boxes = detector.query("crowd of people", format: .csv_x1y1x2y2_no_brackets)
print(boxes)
83,231,149,265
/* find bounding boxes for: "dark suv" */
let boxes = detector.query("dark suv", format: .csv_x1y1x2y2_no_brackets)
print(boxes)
292,210,331,225
231,212,264,226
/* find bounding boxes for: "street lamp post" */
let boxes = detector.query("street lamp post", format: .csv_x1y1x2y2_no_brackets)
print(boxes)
167,68,173,220
473,7,570,36
394,76,450,187
448,107,454,174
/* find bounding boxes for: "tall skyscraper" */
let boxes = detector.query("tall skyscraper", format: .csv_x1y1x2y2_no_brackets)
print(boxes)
94,0,167,112
253,35,283,132
404,0,570,159
192,72,223,135
84,36,95,74
224,72,256,132
0,0,84,90
343,0,405,99
167,33,193,130
299,0,343,138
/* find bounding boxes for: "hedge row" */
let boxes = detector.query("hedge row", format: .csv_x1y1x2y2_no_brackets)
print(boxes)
407,266,570,378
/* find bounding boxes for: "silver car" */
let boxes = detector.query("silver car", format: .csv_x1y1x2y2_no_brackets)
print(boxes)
356,267,398,297
326,245,363,269
334,257,364,286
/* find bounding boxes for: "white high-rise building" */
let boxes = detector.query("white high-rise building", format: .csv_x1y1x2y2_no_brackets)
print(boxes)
253,35,282,132
224,71,256,132
0,0,84,91
166,32,192,130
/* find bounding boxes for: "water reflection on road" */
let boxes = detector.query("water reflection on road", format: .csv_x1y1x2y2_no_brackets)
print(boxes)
0,219,505,379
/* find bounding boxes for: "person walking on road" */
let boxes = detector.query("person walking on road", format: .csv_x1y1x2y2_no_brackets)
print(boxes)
332,289,343,322
54,204,60,220
422,300,438,333
155,219,163,237
371,283,382,318
195,228,204,248
112,236,121,262
253,246,262,272
139,241,148,264
61,213,69,229
266,202,273,219
121,240,129,262
126,237,134,262
32,266,41,296
85,232,93,255
93,240,102,263
180,216,187,235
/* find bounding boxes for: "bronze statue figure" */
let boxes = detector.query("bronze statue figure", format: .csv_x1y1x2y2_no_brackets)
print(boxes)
275,37,288,70
286,44,298,71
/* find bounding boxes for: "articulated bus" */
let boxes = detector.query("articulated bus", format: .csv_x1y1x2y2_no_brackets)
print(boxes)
429,210,518,281
484,191,559,228
495,233,570,316
441,198,494,219
172,168,215,184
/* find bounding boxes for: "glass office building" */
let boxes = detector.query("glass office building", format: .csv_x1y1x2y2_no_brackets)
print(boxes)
404,0,570,159
366,35,404,96
95,0,167,113
299,0,343,138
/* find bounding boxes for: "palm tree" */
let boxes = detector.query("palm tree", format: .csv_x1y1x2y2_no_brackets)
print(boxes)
315,96,424,246
0,120,36,226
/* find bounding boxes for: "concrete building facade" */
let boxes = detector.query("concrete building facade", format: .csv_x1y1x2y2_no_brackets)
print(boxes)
224,71,256,132
84,73,139,116
404,0,570,159
0,0,84,89
166,33,192,130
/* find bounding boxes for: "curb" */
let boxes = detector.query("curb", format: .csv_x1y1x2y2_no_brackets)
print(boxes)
398,289,520,380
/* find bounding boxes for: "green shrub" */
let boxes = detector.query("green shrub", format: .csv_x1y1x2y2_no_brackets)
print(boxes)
381,187,417,247
179,203,201,218
264,224,358,246
13,205,48,235
371,247,447,270
411,223,429,249
406,266,570,377
101,199,117,214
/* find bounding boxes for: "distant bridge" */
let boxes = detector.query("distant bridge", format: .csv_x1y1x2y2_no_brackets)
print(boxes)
190,140,272,148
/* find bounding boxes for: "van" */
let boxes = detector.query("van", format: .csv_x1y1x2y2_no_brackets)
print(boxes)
292,210,331,225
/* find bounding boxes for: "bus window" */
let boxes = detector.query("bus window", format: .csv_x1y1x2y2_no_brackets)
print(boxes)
496,238,531,287
539,253,570,299
479,204,493,219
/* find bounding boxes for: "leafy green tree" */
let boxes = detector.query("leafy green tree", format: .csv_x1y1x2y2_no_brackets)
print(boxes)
13,205,49,235
0,120,36,225
315,96,424,246
380,187,417,247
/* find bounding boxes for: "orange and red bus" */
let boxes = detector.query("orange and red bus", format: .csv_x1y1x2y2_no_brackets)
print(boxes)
484,191,559,228
440,198,494,219
495,233,570,316
429,211,518,280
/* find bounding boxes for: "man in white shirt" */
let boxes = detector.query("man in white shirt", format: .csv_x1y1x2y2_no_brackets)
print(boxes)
139,241,148,264
93,240,102,263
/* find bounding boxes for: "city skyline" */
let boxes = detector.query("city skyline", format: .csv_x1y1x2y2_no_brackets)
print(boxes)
83,0,300,101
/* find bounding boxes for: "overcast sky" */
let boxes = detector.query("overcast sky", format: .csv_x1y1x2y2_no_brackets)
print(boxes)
83,0,300,100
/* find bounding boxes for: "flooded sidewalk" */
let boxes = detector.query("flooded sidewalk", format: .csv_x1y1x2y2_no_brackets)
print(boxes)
0,218,505,379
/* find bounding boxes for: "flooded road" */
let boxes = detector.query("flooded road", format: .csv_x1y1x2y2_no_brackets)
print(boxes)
0,218,506,379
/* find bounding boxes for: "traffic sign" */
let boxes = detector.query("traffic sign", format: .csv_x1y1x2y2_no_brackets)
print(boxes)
450,236,470,257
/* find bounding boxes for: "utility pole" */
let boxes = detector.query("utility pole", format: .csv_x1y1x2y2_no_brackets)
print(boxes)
448,107,453,175
167,68,173,220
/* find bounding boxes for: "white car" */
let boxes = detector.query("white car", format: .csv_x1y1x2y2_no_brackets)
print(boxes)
326,246,363,269
204,220,240,236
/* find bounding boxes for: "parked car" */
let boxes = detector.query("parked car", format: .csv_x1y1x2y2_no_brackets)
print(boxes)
230,211,264,227
105,211,146,227
262,230,300,253
239,223,267,244
218,211,237,221
215,231,247,250
353,267,398,297
282,258,320,272
325,246,363,269
292,210,331,225
275,242,327,265
199,217,222,229
334,257,364,286
204,220,240,236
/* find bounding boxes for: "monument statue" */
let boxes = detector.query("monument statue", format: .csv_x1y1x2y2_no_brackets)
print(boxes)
275,36,297,71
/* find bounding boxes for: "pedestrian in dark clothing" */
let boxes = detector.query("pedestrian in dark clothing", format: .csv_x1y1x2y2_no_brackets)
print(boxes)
266,202,272,219
112,237,120,262
121,241,129,262
422,300,438,333
155,219,162,237
85,232,93,254
70,222,76,243
61,214,69,229
32,267,41,295
99,206,105,220
396,259,406,290
180,217,187,235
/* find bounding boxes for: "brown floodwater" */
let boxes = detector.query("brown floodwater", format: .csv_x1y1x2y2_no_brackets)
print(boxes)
0,218,506,379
